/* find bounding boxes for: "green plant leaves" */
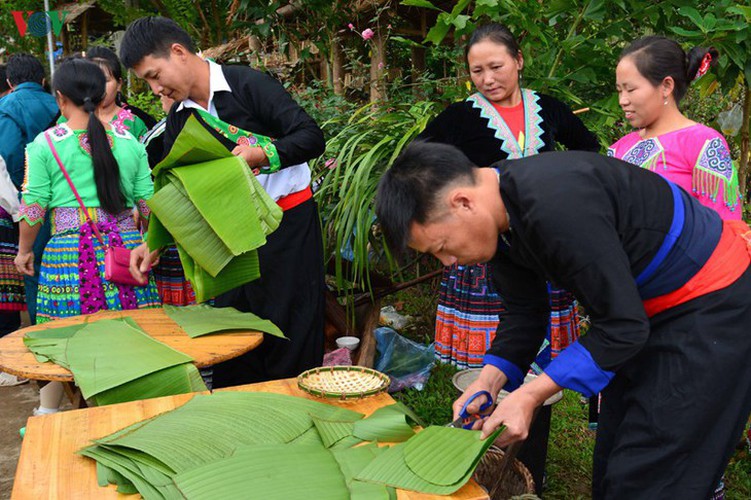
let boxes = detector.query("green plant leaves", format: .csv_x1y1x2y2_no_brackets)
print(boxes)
352,404,418,442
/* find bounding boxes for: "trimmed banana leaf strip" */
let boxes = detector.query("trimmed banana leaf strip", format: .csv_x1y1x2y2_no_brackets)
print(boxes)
93,363,207,406
163,304,286,339
148,114,282,303
173,445,350,500
311,416,360,448
352,404,418,442
176,243,260,303
403,426,502,486
288,426,325,446
355,426,502,495
332,444,394,500
65,319,193,399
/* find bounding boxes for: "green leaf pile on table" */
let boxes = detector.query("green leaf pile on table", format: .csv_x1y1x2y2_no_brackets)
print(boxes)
22,306,286,405
23,317,206,406
147,115,283,303
78,392,502,499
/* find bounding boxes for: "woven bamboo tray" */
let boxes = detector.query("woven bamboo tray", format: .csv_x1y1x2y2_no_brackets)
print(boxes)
473,446,536,499
297,366,390,400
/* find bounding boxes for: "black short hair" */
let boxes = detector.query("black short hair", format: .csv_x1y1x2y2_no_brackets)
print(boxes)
86,46,123,82
0,65,9,94
375,141,476,256
7,53,45,86
119,16,195,68
620,36,718,104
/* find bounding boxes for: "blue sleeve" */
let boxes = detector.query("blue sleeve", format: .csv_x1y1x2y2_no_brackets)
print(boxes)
0,111,25,188
483,354,525,391
544,341,614,397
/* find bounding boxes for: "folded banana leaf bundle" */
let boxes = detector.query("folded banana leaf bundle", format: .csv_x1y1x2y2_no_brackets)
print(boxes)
147,115,283,302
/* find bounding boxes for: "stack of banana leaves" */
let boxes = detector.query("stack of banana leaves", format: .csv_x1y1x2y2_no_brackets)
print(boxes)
147,115,282,302
79,392,503,499
23,318,206,406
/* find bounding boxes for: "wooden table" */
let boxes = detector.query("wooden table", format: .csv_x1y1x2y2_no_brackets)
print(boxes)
0,308,264,382
12,378,489,500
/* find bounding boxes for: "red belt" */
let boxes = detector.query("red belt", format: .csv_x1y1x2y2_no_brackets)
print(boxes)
276,186,312,211
643,220,751,317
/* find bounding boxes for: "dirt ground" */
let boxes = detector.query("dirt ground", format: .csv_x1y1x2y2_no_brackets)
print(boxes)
1,382,36,499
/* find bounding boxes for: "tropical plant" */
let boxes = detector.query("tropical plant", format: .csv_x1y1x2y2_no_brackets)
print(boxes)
312,100,442,296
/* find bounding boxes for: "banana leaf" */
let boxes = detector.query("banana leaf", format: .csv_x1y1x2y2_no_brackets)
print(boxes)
147,114,282,304
352,404,418,443
65,319,193,399
288,426,325,446
93,392,362,475
176,244,260,303
148,176,234,277
93,363,207,406
332,444,394,499
311,416,360,448
152,115,232,177
162,304,286,339
172,444,350,500
354,427,502,495
23,317,143,367
170,158,279,254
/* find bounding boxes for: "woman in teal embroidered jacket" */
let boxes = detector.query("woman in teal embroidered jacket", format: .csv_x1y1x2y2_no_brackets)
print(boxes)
417,23,599,373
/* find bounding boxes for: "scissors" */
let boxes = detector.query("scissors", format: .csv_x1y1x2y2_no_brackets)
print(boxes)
447,390,494,429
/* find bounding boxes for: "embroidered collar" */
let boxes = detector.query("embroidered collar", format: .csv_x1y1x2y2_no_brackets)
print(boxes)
177,59,232,117
467,88,545,159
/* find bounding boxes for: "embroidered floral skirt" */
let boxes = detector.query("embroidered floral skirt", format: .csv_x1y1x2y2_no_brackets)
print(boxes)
153,245,195,306
435,263,579,370
36,228,160,323
0,212,26,311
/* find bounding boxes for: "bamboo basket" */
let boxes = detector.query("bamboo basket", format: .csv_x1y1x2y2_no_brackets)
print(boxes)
473,446,536,499
297,365,390,400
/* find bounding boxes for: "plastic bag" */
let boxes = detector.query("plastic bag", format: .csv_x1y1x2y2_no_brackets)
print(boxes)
379,305,412,331
374,327,434,392
718,104,743,137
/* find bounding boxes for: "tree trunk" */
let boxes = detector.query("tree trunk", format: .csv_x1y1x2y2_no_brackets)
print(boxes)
411,45,425,98
369,27,386,103
332,37,344,96
740,88,751,201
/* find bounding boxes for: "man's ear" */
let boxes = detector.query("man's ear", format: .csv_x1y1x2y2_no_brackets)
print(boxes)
170,43,191,61
7,79,14,91
448,188,473,212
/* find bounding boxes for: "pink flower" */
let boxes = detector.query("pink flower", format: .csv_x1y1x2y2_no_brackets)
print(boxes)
378,62,384,69
348,23,354,30
325,158,338,170
362,28,374,40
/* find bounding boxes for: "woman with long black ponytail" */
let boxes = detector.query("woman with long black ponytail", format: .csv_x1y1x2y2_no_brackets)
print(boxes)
14,58,160,414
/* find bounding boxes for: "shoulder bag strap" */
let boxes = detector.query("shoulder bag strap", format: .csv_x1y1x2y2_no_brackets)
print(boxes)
43,131,106,246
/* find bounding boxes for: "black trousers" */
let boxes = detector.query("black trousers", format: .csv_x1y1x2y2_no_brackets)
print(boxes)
593,267,751,499
212,198,325,388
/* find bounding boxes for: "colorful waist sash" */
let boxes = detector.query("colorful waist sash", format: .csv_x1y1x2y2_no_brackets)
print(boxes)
643,220,751,317
51,207,137,235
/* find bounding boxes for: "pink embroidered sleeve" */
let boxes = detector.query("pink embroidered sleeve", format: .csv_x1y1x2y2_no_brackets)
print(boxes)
137,198,151,220
18,200,46,226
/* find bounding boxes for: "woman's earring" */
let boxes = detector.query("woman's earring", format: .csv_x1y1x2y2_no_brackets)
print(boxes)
664,98,668,106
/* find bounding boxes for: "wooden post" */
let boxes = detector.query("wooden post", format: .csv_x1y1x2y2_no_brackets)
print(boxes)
81,11,88,50
369,26,386,102
332,37,345,96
